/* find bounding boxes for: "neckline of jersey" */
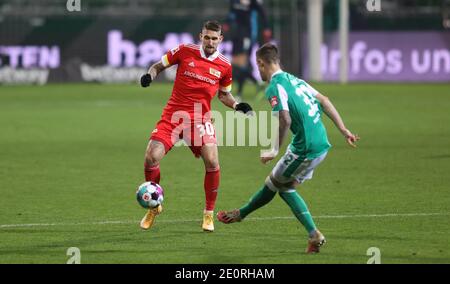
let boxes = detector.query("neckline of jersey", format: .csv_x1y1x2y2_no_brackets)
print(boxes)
199,46,220,61
270,69,284,82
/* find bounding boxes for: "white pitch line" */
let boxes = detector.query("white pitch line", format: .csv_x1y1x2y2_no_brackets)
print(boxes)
0,212,449,229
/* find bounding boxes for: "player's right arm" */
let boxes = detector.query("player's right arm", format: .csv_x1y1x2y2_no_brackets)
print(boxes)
315,93,360,147
140,61,168,87
261,110,290,164
261,84,291,164
140,45,184,88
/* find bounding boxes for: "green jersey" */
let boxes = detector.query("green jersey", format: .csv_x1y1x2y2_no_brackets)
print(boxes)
265,70,331,159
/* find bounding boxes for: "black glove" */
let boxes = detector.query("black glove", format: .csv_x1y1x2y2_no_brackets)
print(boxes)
140,74,152,87
235,102,253,114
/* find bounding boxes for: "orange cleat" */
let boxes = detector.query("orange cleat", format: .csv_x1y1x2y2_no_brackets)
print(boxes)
140,204,162,230
202,212,215,232
306,230,326,254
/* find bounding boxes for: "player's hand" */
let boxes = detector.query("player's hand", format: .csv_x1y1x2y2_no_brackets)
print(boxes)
235,102,253,115
262,29,272,43
140,73,152,87
342,129,360,148
260,148,278,164
261,156,274,164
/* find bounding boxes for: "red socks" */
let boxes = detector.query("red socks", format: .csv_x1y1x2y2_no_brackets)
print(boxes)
144,162,160,183
204,166,220,211
144,163,220,212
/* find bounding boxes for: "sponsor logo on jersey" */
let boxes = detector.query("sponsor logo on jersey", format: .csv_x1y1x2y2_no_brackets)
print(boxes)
188,61,195,67
270,96,278,108
183,70,216,85
209,68,221,78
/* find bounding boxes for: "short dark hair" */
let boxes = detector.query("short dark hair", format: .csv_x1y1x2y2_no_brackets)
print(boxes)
256,43,280,64
202,20,222,34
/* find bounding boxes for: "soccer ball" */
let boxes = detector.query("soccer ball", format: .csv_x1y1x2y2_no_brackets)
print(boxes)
136,182,164,209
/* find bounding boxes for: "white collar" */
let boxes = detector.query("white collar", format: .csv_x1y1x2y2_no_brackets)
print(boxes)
270,69,283,82
200,46,220,61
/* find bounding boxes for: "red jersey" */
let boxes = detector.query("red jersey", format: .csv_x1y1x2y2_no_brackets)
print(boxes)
160,44,232,121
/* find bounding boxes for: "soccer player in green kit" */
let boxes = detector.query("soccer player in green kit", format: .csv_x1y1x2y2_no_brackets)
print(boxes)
217,43,360,254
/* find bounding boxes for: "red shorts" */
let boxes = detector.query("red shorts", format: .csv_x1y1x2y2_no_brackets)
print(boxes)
150,119,217,158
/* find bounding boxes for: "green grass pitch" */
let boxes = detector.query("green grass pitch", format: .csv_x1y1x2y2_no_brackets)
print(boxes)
0,82,449,264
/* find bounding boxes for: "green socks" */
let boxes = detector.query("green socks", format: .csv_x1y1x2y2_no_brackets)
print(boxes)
238,184,317,235
279,191,317,234
239,185,276,219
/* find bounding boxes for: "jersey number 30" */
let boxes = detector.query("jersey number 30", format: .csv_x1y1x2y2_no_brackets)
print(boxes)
197,122,215,137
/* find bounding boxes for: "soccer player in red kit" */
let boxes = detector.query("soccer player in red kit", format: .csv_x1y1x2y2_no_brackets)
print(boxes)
139,21,253,232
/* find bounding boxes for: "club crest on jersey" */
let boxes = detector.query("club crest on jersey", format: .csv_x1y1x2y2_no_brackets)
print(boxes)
270,96,278,108
209,68,221,78
170,46,180,55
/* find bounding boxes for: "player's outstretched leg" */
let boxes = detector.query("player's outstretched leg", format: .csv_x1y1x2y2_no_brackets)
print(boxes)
140,204,162,230
217,184,276,224
278,190,326,253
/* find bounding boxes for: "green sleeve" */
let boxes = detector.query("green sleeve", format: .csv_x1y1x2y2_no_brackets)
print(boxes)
266,84,288,112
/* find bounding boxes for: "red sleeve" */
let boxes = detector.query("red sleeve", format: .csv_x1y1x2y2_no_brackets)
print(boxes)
219,65,233,93
161,44,184,67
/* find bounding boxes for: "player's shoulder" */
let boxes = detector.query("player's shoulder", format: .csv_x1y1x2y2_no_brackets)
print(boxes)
184,43,201,51
173,43,200,56
217,53,232,67
273,72,295,87
178,43,200,55
265,82,277,98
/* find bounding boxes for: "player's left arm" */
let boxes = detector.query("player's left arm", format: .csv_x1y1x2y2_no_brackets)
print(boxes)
218,90,238,109
217,90,253,114
315,93,360,147
219,65,253,114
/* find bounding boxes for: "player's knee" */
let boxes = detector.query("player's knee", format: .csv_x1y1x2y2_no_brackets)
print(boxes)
204,159,220,171
291,180,300,188
201,146,219,169
265,175,294,192
144,149,162,167
144,154,159,167
145,141,166,166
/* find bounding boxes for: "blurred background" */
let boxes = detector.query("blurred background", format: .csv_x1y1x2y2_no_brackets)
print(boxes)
0,0,449,85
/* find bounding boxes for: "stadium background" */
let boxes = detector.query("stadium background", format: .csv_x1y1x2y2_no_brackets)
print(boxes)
1,0,449,84
0,0,449,264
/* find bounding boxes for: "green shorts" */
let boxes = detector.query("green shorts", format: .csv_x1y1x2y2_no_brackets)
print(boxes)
268,148,327,190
